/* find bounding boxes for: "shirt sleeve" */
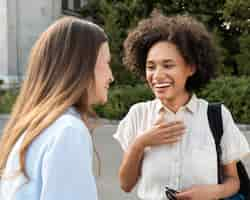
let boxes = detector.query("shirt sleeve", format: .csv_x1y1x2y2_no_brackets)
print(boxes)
220,104,250,165
40,125,97,200
113,105,139,151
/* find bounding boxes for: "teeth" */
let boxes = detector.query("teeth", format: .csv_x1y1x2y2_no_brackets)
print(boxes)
155,83,171,88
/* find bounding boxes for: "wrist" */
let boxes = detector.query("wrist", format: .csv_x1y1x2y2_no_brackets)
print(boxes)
133,135,147,151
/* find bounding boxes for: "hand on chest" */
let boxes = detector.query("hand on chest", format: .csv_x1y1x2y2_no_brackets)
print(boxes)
139,115,218,185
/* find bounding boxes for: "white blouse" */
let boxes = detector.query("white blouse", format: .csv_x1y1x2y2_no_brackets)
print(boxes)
113,95,250,200
0,107,98,200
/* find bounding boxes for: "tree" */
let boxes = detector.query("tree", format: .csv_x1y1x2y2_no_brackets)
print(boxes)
223,0,250,34
235,35,250,75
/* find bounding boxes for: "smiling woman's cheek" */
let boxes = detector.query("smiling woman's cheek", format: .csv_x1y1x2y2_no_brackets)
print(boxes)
145,41,194,104
89,42,112,105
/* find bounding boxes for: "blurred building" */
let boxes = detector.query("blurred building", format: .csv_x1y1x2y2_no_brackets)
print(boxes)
0,0,87,88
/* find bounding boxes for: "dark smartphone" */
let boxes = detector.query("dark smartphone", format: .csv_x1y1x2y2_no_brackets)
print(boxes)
165,186,179,200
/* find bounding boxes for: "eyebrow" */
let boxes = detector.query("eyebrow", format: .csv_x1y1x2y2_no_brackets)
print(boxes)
146,59,174,64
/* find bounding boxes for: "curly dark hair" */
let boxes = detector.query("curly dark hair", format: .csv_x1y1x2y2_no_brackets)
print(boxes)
123,12,218,91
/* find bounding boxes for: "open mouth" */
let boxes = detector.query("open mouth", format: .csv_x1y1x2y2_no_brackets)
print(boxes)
154,83,172,89
154,83,171,88
104,83,110,90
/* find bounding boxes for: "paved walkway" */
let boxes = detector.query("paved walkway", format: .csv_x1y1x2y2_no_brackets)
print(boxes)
0,117,250,200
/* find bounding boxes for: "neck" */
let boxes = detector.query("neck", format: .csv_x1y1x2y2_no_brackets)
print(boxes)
162,92,192,113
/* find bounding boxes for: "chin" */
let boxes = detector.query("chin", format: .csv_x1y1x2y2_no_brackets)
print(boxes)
155,92,174,102
90,96,107,106
98,96,108,105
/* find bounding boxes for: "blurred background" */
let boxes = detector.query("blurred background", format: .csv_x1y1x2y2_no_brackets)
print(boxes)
0,1,250,199
0,0,250,123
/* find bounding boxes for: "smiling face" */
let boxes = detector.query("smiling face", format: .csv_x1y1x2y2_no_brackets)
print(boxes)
89,42,113,105
146,41,195,106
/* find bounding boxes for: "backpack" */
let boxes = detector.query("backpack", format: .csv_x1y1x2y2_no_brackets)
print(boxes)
207,103,250,200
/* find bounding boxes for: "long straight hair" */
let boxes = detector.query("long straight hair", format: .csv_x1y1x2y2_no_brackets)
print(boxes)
0,17,107,177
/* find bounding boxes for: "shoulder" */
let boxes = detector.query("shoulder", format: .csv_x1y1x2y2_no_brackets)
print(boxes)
193,96,209,108
198,98,233,122
220,104,233,119
204,100,233,122
42,110,91,151
55,113,88,133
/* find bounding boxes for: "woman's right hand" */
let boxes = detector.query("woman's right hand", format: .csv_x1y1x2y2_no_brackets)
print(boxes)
137,112,186,148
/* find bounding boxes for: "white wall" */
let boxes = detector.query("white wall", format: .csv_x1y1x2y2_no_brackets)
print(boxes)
0,0,90,88
16,0,62,75
7,0,18,76
0,0,62,88
0,0,8,76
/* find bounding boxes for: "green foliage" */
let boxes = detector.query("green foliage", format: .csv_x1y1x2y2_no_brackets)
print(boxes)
81,0,148,85
95,77,250,124
198,76,250,123
79,0,250,122
0,90,18,113
235,35,250,75
80,0,250,80
221,0,250,75
223,0,250,34
0,78,249,124
95,84,153,119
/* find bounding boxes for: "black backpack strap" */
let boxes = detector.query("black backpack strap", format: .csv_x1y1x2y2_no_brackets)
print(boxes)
207,103,223,184
208,104,250,198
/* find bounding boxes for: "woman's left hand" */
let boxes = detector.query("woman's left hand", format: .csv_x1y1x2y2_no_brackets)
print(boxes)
175,184,219,200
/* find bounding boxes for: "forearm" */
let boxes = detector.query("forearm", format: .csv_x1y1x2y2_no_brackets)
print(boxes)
119,137,145,192
213,176,240,199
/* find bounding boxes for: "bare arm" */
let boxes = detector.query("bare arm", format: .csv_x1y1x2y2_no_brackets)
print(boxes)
214,161,240,199
176,161,240,200
118,137,145,192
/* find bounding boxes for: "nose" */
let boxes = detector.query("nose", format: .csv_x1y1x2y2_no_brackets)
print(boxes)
109,76,114,84
154,66,165,80
109,68,114,83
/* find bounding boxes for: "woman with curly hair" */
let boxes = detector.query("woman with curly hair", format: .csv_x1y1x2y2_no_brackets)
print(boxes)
114,12,249,200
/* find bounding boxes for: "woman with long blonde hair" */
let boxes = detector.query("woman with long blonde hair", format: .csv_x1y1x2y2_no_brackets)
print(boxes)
0,16,113,200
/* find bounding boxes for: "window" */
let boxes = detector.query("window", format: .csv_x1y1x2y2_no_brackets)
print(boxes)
62,0,87,17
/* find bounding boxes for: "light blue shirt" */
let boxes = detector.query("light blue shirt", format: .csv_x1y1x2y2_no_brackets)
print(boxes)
0,107,98,200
